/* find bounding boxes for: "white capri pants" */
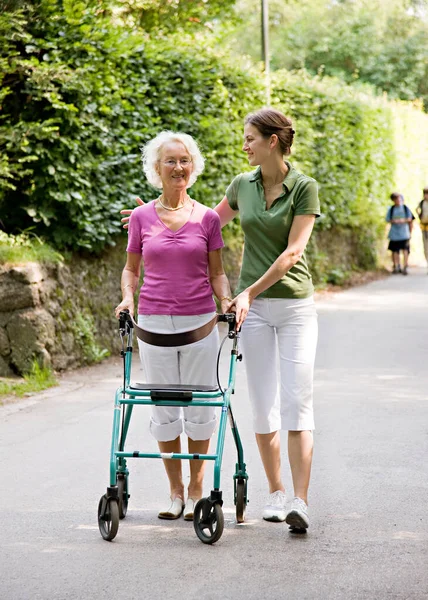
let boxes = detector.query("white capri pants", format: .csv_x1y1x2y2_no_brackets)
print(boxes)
137,313,218,442
240,297,318,434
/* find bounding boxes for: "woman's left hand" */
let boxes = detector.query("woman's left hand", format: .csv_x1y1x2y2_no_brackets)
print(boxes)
115,298,134,319
228,289,253,329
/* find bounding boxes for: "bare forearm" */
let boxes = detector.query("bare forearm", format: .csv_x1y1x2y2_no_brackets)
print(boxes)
121,267,139,299
247,247,302,301
210,273,232,302
214,197,238,228
246,214,315,301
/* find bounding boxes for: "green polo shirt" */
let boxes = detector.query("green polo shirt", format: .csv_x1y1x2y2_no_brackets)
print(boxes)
226,161,320,298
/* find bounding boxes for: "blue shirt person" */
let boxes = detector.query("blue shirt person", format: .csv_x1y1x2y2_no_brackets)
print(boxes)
385,193,415,275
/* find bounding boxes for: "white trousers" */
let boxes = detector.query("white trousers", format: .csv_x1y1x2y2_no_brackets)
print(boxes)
137,313,218,442
240,297,318,433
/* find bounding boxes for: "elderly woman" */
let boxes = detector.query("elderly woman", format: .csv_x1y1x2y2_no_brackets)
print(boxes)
115,131,232,521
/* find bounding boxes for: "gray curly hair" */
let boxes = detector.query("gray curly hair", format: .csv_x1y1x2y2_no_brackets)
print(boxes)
141,131,205,190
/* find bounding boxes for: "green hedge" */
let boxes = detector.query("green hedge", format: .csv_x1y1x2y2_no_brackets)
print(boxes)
273,72,395,229
0,1,262,252
271,70,428,269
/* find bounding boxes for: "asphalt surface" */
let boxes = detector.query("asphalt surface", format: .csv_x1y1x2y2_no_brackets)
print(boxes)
1,267,428,600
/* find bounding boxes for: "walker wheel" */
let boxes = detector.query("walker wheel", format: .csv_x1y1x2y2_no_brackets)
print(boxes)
235,479,247,524
117,474,129,519
98,495,119,541
193,498,224,544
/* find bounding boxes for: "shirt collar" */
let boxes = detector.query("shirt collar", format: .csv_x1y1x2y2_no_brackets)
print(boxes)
249,161,298,192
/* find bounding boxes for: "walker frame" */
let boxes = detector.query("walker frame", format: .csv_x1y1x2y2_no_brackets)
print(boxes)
97,311,248,544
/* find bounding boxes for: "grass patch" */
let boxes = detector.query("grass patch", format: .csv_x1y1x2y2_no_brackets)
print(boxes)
0,231,63,265
0,361,58,401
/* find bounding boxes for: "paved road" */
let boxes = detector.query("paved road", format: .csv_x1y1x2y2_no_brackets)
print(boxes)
1,268,428,600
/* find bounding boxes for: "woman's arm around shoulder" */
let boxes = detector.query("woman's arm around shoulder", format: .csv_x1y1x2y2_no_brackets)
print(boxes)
214,196,239,228
121,197,145,229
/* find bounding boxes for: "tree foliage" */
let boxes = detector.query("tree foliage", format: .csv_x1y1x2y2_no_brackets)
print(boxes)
231,0,428,110
110,0,238,34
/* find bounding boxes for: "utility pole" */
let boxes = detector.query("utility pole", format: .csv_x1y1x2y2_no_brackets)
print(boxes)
261,0,270,106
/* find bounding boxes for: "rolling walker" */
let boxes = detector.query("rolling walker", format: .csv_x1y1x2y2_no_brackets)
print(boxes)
97,310,248,544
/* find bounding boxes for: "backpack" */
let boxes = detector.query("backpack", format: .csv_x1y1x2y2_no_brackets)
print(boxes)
389,204,412,220
418,200,428,224
389,204,414,235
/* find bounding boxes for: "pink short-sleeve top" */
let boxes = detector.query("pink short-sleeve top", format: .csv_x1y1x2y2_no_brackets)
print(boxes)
126,200,224,315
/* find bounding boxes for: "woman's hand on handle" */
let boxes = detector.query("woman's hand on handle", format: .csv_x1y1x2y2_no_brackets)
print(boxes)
120,197,144,229
115,299,134,320
228,289,253,329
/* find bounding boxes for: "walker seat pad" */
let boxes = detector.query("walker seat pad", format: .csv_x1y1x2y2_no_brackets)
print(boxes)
129,383,220,401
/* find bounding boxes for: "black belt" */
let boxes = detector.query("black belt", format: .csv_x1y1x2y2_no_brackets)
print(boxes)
131,314,219,347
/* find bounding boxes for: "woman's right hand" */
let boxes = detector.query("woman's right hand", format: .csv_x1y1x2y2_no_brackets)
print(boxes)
115,298,134,319
228,289,253,329
120,197,144,229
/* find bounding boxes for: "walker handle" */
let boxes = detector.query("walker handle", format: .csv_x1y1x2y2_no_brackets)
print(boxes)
119,309,133,334
218,312,237,336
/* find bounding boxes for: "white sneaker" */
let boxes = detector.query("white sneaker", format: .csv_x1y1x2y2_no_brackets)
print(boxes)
262,490,287,522
285,497,309,530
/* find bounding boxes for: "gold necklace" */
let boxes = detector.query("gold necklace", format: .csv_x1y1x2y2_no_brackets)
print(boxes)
157,195,189,211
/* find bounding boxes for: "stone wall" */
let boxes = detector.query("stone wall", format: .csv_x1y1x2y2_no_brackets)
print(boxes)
0,242,128,376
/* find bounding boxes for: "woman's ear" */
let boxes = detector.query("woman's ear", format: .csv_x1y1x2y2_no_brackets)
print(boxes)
270,134,279,150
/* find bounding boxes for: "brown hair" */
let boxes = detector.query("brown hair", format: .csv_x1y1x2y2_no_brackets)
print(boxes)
244,108,295,155
390,192,401,201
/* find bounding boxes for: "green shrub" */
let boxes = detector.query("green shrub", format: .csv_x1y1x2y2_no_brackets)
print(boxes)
271,70,428,269
0,2,263,252
70,312,109,364
272,70,396,233
326,268,349,286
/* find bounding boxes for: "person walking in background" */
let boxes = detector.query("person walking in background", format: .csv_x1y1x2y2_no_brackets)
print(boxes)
416,187,428,274
386,193,415,275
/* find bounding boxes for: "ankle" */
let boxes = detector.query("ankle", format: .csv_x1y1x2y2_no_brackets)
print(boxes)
187,486,203,499
170,488,184,500
269,484,285,494
294,495,308,505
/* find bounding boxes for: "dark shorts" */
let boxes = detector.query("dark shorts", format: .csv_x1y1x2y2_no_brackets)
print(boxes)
388,239,410,252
